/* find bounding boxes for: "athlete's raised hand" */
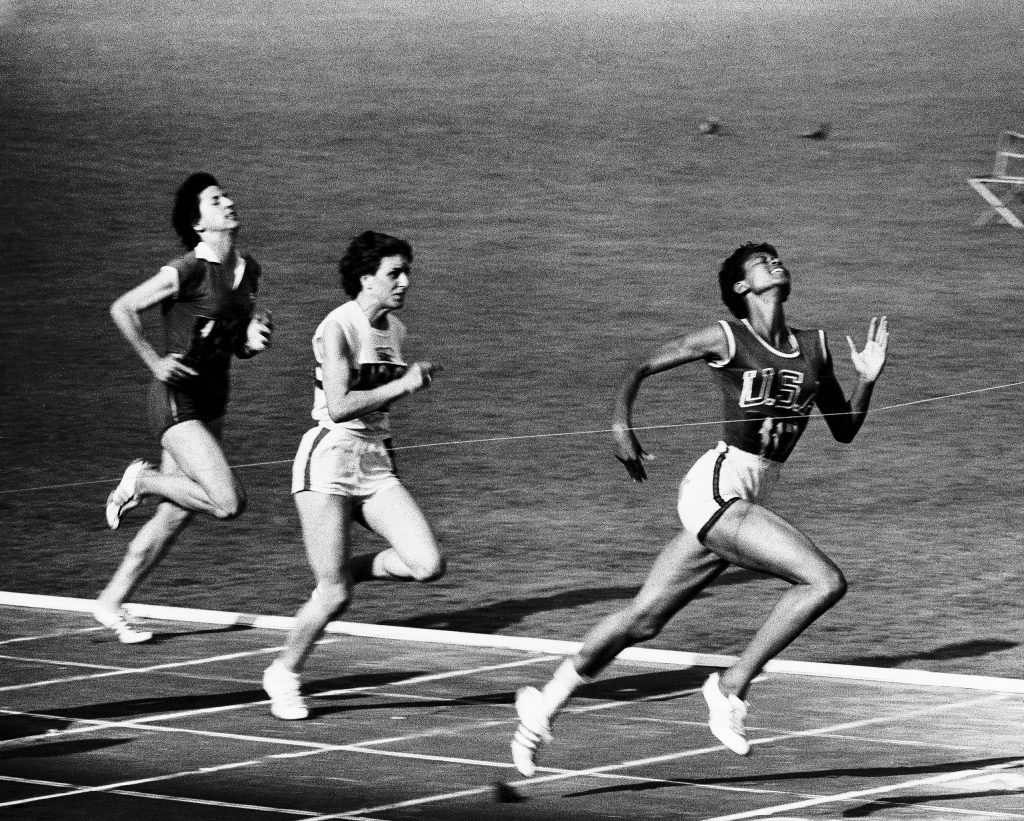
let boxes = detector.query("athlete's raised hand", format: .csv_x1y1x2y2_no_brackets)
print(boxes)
613,424,653,483
847,315,888,383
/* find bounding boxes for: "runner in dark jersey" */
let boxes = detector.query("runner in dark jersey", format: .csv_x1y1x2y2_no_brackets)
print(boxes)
512,242,888,775
93,172,274,643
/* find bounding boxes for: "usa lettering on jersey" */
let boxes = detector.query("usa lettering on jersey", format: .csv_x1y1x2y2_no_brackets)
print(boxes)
739,367,813,412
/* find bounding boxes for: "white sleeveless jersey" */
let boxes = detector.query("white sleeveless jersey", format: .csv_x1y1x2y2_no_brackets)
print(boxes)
309,300,408,437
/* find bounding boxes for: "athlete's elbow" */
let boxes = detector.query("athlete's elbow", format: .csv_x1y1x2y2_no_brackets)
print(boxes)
109,297,131,324
327,403,358,423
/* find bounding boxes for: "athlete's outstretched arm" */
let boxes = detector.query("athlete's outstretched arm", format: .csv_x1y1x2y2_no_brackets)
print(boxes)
319,319,436,423
817,315,889,443
612,323,729,482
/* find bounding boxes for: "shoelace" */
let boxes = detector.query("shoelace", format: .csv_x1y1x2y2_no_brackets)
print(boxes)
111,615,144,637
513,724,545,751
728,700,749,734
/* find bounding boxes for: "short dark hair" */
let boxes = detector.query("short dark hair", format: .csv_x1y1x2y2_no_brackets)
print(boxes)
338,231,413,298
172,172,219,249
718,242,781,318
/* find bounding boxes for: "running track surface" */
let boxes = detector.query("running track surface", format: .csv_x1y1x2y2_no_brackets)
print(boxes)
2,602,1023,821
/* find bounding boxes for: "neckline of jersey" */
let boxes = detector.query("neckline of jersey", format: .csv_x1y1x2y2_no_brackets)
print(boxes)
740,318,800,358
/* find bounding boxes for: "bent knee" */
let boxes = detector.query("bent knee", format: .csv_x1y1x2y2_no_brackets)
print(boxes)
811,567,847,603
211,491,247,520
411,553,446,583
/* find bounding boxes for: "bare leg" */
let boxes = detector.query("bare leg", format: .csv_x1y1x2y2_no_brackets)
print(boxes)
705,500,847,699
97,448,194,612
574,530,727,678
96,502,192,612
135,420,246,519
276,490,354,673
353,483,445,583
511,530,726,776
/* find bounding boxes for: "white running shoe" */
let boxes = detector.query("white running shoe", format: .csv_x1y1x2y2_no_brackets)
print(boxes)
263,662,309,720
511,686,553,777
702,672,750,755
105,459,150,530
92,606,154,644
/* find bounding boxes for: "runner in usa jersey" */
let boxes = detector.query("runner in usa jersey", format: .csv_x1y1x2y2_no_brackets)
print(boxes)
95,173,273,645
511,242,889,778
710,318,831,463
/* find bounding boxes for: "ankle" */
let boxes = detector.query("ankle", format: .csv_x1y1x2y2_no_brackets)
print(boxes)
717,672,748,700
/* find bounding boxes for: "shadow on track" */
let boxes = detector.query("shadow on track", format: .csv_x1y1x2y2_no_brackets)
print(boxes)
565,756,1023,798
836,638,1018,669
384,572,767,633
37,671,426,722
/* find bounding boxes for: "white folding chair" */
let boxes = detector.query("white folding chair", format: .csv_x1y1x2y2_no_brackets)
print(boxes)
968,130,1024,228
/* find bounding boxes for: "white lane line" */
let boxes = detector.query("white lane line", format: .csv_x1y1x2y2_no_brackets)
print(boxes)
0,627,106,645
702,756,1024,820
303,692,1012,820
311,654,562,699
5,591,1024,693
3,692,1010,817
1,649,286,686
0,756,276,809
0,774,327,817
0,643,302,693
0,652,128,671
0,656,558,808
612,715,977,750
0,652,558,750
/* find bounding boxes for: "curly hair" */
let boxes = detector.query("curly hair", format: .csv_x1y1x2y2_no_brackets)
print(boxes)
171,172,219,250
717,241,782,318
338,231,413,298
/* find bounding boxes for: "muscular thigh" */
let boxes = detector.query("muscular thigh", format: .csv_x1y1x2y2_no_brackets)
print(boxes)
294,490,353,584
630,530,728,617
707,500,840,585
359,484,439,559
161,419,236,493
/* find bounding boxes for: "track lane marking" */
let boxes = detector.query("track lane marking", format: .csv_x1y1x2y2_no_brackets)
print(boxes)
0,774,331,817
1,692,1011,817
290,693,1016,819
703,755,1024,820
0,643,310,693
0,627,105,645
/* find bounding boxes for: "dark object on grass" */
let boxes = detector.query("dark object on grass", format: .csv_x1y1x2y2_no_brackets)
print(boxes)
493,780,524,803
698,117,721,135
800,121,832,140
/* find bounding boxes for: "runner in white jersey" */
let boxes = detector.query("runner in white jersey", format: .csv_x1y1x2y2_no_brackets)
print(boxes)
511,242,888,775
263,231,444,721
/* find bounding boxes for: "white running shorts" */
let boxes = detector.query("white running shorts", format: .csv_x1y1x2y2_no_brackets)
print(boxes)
677,441,782,543
292,426,401,498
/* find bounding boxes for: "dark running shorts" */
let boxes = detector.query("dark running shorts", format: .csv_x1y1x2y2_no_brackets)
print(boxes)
147,379,228,440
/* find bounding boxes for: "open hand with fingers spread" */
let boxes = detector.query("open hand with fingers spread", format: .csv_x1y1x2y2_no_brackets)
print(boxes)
847,315,889,383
